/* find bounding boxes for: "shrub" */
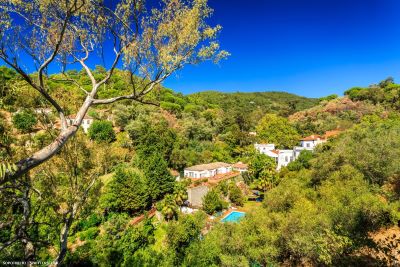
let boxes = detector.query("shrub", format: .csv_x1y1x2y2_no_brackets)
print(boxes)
202,189,227,214
75,214,102,231
160,101,182,114
88,120,115,143
287,150,314,171
12,110,37,132
79,227,100,241
228,184,244,206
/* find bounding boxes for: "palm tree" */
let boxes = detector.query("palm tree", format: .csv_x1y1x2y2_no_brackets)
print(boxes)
161,194,178,221
257,169,278,193
173,184,188,206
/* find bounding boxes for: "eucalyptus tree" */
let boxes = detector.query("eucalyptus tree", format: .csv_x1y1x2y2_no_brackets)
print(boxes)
0,0,228,182
0,133,102,264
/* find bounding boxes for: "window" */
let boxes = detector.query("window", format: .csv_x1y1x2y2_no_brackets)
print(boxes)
306,143,310,147
285,156,288,162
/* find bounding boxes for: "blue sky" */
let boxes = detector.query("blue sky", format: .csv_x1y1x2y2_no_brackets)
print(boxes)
164,0,400,97
2,0,400,98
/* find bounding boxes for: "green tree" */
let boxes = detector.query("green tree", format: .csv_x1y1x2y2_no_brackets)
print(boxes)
88,120,116,143
161,194,179,221
228,183,244,206
287,150,314,171
202,189,226,215
0,0,228,182
166,212,206,265
127,115,177,162
256,169,279,193
142,153,176,201
12,110,37,133
248,152,276,181
0,66,17,107
256,113,300,148
101,167,150,214
173,183,188,206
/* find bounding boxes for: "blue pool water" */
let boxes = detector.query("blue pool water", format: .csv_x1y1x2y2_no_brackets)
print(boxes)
221,211,246,223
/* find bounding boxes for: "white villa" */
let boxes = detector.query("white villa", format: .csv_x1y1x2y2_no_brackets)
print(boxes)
254,143,275,154
184,162,232,179
299,135,325,150
275,149,295,170
67,114,94,133
255,134,333,170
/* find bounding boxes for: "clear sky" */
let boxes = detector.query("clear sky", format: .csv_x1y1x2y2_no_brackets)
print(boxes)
2,1,400,98
164,0,400,97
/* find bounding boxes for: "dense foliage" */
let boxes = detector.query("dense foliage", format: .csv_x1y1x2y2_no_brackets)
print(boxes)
12,110,37,133
1,61,399,266
202,189,228,215
101,167,150,215
88,120,116,143
256,113,300,148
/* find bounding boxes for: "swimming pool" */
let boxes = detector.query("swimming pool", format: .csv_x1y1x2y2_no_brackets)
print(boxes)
221,211,246,223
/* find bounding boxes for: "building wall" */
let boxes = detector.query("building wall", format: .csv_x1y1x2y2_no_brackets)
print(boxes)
187,185,209,207
254,144,275,154
277,150,294,170
216,166,232,174
300,140,316,149
184,170,215,178
300,139,325,150
184,167,232,178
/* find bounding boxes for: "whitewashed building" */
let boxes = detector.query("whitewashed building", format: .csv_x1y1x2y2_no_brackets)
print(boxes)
254,143,275,154
256,134,330,170
184,162,232,179
299,135,325,150
275,150,295,170
67,114,94,133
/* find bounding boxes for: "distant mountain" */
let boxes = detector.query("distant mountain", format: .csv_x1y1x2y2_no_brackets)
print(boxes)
186,91,320,116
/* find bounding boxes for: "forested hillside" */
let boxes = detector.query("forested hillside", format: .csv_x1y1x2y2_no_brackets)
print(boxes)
188,91,319,117
2,1,399,266
2,61,400,266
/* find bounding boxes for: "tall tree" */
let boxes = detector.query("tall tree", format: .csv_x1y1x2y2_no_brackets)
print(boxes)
142,153,175,201
0,0,228,183
0,134,102,265
256,113,300,148
101,167,150,214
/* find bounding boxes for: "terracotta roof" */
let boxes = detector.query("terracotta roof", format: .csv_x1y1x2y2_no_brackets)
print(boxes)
300,134,323,141
207,171,240,185
271,149,280,155
233,162,248,169
185,162,231,171
187,171,240,188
